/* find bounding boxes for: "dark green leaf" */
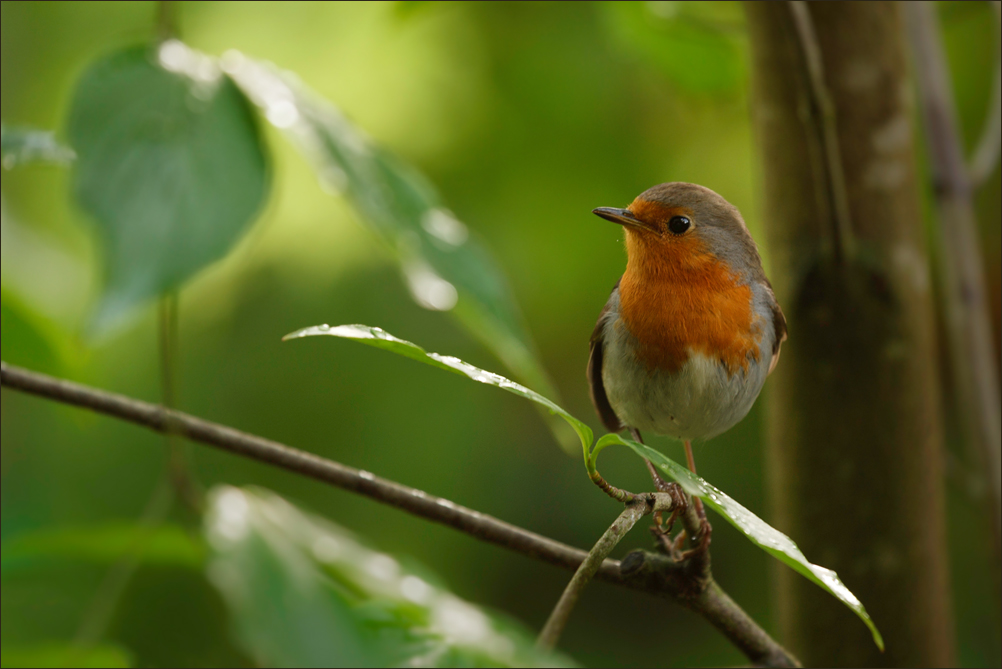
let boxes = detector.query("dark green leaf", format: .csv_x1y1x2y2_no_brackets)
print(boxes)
1,523,205,573
1,125,75,168
0,643,131,668
224,55,576,453
205,486,572,668
66,43,268,333
283,324,593,460
594,433,885,651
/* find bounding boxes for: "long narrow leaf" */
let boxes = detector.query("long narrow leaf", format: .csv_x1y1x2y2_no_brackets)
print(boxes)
594,433,884,651
224,53,575,453
287,322,882,651
284,324,592,459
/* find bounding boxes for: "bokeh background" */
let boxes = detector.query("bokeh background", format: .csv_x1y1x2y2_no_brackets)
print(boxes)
1,2,999,667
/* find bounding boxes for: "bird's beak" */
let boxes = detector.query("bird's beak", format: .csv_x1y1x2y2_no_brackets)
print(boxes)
592,207,658,234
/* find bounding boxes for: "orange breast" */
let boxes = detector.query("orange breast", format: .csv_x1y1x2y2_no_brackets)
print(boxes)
618,231,761,375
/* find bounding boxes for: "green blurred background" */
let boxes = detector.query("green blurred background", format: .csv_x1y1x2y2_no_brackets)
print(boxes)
1,2,999,667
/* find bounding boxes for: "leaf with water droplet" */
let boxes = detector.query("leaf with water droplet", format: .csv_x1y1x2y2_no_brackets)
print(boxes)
224,54,576,454
594,433,884,651
283,324,593,459
205,485,575,667
1,124,75,169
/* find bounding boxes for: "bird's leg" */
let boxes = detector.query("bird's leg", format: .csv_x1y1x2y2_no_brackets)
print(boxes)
680,439,712,558
629,428,669,490
630,428,687,538
683,440,707,521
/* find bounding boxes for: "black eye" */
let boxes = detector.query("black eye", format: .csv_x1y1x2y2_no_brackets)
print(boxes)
668,216,691,235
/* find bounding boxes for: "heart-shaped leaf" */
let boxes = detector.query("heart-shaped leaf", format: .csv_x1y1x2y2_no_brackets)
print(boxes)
66,43,269,333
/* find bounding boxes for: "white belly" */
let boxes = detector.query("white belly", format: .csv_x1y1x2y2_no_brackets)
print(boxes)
601,314,771,442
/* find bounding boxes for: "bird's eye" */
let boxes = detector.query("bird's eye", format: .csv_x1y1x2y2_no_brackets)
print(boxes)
668,216,691,235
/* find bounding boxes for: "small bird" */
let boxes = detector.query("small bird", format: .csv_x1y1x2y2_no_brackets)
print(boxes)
588,182,786,551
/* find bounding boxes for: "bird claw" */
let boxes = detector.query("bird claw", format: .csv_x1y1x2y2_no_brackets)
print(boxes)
678,516,713,561
648,485,712,563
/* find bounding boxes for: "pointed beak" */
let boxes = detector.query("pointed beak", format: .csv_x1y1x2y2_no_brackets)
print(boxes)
592,207,657,233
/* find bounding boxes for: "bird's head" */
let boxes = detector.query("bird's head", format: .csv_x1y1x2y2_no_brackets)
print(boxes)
593,182,760,278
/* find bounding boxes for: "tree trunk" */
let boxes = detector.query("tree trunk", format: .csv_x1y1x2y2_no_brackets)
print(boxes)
745,3,954,667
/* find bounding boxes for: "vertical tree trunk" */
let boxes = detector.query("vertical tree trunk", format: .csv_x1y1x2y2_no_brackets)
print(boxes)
745,3,954,667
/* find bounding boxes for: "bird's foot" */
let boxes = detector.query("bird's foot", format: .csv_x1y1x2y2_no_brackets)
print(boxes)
649,487,712,563
678,516,712,561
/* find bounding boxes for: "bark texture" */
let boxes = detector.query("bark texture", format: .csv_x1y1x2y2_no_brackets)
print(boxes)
745,3,954,667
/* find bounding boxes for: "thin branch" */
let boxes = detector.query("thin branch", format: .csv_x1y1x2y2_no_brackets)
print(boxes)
0,361,798,667
538,493,681,652
969,1,1001,188
538,501,650,651
905,1,1002,567
787,1,856,265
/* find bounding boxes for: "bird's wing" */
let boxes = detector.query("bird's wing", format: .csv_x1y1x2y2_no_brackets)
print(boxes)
764,280,787,376
588,281,624,433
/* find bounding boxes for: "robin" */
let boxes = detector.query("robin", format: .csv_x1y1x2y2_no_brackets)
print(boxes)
588,182,786,552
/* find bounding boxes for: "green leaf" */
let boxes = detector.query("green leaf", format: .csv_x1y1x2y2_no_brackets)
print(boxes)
0,643,131,668
205,486,573,668
1,523,205,573
283,324,593,461
594,433,885,651
1,124,75,169
283,322,881,650
223,55,576,453
66,43,269,333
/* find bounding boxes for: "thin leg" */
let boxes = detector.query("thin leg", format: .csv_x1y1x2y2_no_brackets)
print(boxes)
681,439,711,558
630,428,671,492
684,440,707,521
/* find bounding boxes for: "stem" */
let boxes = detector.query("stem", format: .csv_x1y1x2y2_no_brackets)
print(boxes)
159,293,200,512
537,501,650,651
786,0,856,265
905,0,1002,570
0,361,797,666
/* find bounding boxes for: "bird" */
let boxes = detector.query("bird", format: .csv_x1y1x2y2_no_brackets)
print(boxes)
588,182,786,553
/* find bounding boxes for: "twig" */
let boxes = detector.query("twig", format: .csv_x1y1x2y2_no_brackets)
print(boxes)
969,1,1002,188
786,1,856,265
905,1,1002,567
159,293,200,511
0,361,798,667
538,494,680,652
537,501,649,651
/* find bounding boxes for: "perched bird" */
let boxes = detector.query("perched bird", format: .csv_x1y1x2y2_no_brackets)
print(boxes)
588,182,786,550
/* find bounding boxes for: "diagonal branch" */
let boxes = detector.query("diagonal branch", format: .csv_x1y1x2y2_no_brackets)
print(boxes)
0,361,798,667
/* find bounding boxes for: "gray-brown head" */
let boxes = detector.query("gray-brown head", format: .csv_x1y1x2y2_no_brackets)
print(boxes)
593,182,764,282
